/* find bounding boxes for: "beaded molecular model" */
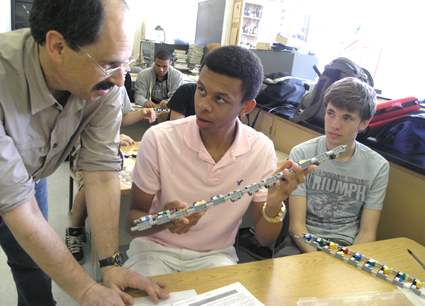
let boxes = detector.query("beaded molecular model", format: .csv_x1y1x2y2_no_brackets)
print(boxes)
131,145,347,232
295,233,425,300
118,166,133,189
153,108,168,113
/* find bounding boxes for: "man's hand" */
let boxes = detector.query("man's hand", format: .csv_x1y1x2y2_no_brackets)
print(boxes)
142,108,157,123
267,160,316,205
100,266,169,305
163,201,206,234
159,100,168,108
120,134,135,146
79,283,135,306
144,101,155,108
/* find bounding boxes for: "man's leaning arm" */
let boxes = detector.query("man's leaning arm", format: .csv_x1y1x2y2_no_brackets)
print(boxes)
0,199,126,305
84,170,170,304
84,170,121,266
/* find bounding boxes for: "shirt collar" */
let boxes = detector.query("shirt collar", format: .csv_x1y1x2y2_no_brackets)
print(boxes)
24,34,58,115
184,116,251,163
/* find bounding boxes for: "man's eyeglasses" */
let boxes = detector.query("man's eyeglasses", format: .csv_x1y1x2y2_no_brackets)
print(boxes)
76,44,135,78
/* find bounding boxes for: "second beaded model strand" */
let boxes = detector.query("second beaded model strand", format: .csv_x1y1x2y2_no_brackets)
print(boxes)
131,145,347,232
295,233,425,299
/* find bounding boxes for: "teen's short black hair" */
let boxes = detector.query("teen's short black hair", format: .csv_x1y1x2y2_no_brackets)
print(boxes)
155,50,172,62
200,46,263,103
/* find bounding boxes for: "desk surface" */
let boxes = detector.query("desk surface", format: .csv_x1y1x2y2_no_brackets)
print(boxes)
127,238,425,304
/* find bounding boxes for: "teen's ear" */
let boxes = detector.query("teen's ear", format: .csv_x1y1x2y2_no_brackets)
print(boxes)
239,99,256,117
359,119,371,131
44,30,67,64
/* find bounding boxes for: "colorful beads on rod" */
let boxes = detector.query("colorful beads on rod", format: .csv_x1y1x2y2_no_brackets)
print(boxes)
295,233,425,299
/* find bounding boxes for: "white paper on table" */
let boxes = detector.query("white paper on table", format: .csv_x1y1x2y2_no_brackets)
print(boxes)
171,282,265,306
133,290,197,306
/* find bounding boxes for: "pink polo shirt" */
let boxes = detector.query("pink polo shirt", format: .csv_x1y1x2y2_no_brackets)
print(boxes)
132,116,276,251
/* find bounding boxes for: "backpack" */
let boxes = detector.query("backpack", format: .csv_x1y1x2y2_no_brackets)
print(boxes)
290,57,374,126
249,71,306,129
256,71,306,107
376,111,425,154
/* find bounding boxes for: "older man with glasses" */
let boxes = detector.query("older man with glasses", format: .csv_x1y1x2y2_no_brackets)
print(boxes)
0,0,169,305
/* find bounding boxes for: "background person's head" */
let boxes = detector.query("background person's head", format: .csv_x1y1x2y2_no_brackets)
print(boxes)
154,50,172,79
200,45,263,104
324,77,377,122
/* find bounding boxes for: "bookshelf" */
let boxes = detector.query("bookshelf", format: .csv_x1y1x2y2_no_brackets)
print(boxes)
229,1,264,49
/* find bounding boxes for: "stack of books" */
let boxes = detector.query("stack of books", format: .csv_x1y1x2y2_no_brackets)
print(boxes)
187,44,204,69
173,49,188,70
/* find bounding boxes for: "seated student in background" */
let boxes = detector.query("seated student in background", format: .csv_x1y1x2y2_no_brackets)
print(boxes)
274,77,389,257
134,50,184,109
123,46,316,277
166,82,197,120
65,87,156,263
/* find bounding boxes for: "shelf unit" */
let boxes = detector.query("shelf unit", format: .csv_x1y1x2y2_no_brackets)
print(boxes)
230,1,264,49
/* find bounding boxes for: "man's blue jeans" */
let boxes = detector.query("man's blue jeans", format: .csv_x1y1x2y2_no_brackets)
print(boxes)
0,178,56,306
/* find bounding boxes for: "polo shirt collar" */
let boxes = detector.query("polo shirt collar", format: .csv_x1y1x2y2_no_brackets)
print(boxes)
184,116,251,164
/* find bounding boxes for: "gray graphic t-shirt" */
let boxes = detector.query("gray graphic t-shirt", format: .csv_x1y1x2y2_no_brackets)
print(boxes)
290,136,389,243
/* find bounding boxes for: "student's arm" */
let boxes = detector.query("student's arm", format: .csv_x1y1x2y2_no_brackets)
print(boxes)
159,100,169,108
352,160,388,245
144,101,156,108
134,71,150,107
169,110,185,121
125,183,206,237
352,208,381,245
288,195,318,253
120,134,135,146
121,108,156,126
253,160,316,247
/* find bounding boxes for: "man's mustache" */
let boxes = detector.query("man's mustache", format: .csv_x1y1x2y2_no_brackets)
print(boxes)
93,80,115,91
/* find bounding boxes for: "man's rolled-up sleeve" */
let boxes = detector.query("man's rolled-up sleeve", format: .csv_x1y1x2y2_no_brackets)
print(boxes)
0,124,34,213
78,87,123,172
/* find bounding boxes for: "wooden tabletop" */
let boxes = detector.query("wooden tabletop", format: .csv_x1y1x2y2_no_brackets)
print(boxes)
127,238,425,304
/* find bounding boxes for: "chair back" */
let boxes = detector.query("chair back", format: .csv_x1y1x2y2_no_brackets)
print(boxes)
130,66,142,74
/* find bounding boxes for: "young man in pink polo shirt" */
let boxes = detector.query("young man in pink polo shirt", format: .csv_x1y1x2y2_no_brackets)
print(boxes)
123,46,316,277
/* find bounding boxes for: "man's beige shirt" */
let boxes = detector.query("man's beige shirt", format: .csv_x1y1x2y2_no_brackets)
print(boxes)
0,29,122,212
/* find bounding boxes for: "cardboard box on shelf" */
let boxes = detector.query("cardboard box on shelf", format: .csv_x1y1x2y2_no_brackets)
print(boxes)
275,34,288,45
256,42,271,50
